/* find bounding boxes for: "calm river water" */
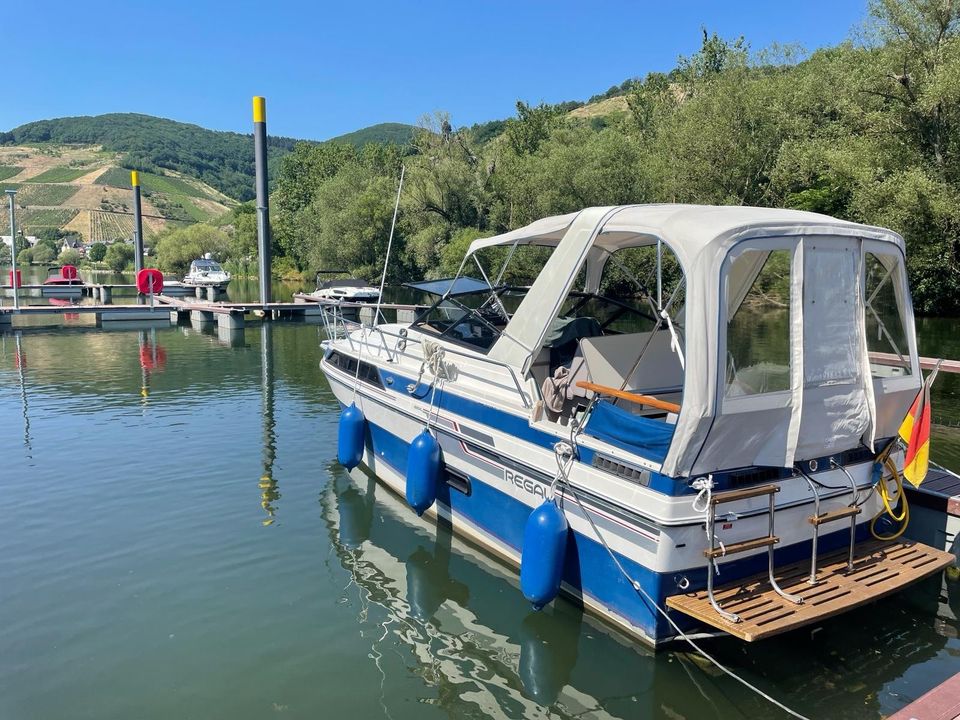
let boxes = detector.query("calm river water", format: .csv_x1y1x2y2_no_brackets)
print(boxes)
1,267,958,719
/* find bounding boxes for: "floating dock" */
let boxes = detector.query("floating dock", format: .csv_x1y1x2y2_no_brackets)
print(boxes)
0,294,427,332
0,303,171,328
888,671,960,720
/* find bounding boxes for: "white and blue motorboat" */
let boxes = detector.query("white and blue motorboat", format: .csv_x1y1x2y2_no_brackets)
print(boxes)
319,205,954,647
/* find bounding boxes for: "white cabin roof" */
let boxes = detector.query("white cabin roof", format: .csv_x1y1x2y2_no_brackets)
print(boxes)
467,205,904,271
476,205,917,476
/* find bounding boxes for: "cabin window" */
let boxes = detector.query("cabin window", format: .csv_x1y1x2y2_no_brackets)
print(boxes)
864,252,912,375
724,249,792,397
327,351,383,388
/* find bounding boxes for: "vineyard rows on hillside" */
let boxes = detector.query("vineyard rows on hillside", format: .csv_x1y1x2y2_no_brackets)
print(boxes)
25,166,94,183
94,167,205,198
89,211,133,241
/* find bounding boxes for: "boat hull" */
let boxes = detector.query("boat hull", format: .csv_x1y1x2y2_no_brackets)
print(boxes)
323,361,870,646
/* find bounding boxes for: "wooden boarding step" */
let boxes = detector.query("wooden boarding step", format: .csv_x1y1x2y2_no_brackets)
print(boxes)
666,539,954,642
808,505,861,526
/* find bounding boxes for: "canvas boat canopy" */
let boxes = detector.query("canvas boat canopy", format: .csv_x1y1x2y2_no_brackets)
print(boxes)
405,277,492,297
462,205,921,477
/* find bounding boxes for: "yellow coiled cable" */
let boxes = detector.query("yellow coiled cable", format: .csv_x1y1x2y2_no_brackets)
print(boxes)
870,456,909,541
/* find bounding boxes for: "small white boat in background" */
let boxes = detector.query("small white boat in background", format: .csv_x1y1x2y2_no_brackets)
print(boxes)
182,255,231,289
311,270,380,303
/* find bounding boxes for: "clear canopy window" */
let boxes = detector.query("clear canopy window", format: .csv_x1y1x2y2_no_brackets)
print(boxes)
864,252,912,375
724,249,792,397
411,241,685,354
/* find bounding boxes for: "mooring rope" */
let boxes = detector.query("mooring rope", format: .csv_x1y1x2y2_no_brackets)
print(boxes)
559,474,809,720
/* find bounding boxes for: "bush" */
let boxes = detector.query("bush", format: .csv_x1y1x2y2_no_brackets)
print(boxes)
104,243,134,272
88,242,107,262
32,245,56,264
58,248,82,266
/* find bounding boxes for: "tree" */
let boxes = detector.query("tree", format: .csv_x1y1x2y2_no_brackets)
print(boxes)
58,248,82,266
37,227,63,244
504,102,567,156
104,243,135,272
229,203,258,260
88,243,107,262
292,167,400,282
32,244,56,264
153,224,230,275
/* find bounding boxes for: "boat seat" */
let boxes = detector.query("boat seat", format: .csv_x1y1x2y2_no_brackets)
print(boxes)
566,329,683,402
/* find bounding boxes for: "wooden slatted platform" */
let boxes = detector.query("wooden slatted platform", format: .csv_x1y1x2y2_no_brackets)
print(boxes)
666,539,954,641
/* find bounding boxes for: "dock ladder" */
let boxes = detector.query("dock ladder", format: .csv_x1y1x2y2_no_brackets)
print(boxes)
704,484,803,623
798,462,861,584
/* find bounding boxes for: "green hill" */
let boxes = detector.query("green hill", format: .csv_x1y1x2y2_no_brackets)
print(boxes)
0,114,301,202
1,115,420,202
325,122,417,147
0,143,235,241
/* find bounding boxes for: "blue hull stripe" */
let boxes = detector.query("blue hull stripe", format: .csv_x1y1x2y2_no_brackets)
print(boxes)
355,412,865,643
378,367,561,451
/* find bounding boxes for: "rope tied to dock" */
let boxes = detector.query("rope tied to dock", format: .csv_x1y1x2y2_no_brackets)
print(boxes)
561,478,811,720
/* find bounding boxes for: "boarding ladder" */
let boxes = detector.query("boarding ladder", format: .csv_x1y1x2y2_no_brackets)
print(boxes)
798,461,861,584
704,484,803,623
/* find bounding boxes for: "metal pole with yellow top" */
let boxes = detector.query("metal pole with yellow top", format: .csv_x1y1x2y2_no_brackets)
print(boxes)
5,189,20,311
253,96,272,307
131,170,144,274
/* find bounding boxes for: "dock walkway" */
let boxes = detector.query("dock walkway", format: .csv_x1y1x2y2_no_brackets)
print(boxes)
888,671,960,720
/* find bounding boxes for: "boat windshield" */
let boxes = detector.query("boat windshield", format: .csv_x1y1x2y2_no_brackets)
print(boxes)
410,279,660,353
410,283,524,351
191,260,222,272
317,278,371,290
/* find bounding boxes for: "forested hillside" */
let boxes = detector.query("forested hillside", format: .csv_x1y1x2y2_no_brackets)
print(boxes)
1,114,300,201
258,0,960,314
325,123,417,147
0,115,418,202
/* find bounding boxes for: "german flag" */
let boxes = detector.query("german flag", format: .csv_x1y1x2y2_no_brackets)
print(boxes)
898,361,942,488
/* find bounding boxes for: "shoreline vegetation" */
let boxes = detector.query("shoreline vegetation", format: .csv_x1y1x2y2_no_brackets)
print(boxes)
259,0,960,316
4,1,959,314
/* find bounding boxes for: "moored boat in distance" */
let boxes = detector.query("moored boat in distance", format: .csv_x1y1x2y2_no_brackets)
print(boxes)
42,264,83,297
311,270,380,303
319,204,955,647
181,255,231,289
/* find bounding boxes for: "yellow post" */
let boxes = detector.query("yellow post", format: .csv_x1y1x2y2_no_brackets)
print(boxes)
253,96,271,305
131,170,144,273
253,96,266,123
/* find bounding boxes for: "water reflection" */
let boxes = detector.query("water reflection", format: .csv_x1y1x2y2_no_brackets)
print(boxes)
259,324,280,525
322,462,960,719
321,465,732,719
5,332,33,453
137,329,167,402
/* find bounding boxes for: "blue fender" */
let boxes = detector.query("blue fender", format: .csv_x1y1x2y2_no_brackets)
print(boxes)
520,499,569,610
406,429,441,516
337,403,366,469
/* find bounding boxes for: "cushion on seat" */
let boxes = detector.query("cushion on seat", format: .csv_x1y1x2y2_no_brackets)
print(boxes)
583,400,675,463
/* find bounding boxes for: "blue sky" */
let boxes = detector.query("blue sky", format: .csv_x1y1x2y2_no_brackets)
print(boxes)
6,0,868,140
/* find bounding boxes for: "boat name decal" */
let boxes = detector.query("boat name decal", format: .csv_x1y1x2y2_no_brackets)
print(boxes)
505,469,546,499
